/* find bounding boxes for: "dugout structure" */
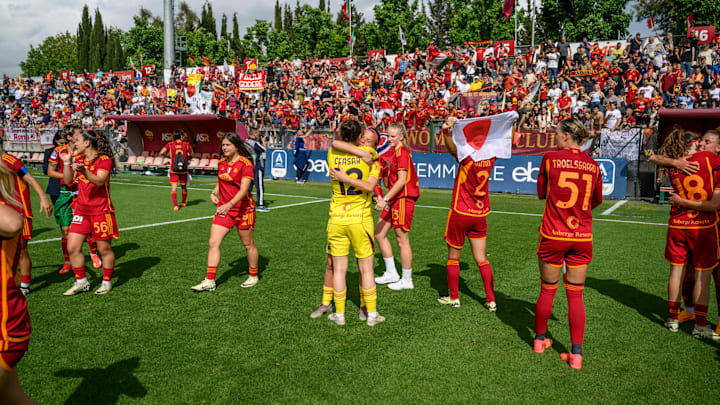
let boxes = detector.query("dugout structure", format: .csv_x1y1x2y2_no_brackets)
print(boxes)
106,114,248,158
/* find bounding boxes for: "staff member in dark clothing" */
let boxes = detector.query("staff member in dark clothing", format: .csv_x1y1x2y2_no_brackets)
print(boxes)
43,131,64,204
293,126,313,184
247,128,270,212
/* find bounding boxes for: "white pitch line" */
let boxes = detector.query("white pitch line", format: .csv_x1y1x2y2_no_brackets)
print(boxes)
110,180,324,199
601,199,629,216
28,199,330,245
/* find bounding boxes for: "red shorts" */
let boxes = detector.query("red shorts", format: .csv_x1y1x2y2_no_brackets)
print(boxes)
170,172,188,185
665,226,719,271
0,289,31,371
379,198,416,232
537,236,593,267
21,218,32,240
69,213,120,241
213,209,255,230
444,210,487,249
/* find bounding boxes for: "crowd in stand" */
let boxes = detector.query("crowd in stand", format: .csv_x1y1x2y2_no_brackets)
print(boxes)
1,31,719,144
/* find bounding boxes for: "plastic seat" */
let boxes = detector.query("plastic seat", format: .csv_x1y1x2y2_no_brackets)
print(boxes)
188,158,200,169
199,158,210,167
209,159,219,169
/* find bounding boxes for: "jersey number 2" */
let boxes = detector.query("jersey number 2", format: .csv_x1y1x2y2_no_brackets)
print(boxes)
339,168,363,196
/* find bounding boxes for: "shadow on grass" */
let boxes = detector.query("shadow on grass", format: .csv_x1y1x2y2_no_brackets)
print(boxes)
113,242,140,260
30,227,53,238
218,255,271,287
113,257,161,289
586,277,720,351
182,199,204,207
55,357,146,404
417,263,485,305
493,291,565,352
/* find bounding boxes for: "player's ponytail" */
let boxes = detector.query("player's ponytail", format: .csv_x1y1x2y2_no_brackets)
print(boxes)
221,132,252,160
0,164,21,209
658,126,700,159
558,118,592,144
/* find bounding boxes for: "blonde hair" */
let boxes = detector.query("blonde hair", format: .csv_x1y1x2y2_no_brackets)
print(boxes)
658,127,700,159
387,123,411,153
558,118,592,144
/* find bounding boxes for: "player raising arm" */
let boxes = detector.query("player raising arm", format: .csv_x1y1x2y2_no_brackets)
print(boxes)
325,120,384,326
60,130,119,296
436,117,498,312
191,133,259,292
0,164,35,404
1,147,52,296
655,128,720,340
533,118,602,370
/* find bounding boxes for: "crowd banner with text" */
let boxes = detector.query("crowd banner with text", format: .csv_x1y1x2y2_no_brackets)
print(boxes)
237,72,266,91
459,92,499,113
512,129,557,155
267,149,627,199
599,128,641,161
133,119,236,154
368,49,386,58
3,128,38,143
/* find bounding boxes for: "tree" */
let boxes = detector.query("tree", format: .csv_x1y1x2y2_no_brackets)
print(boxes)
104,30,116,71
242,20,272,59
113,33,125,70
124,16,164,69
294,5,343,59
633,0,720,36
447,0,515,45
200,1,217,39
175,1,199,32
274,0,283,31
220,13,228,39
89,8,106,71
137,6,163,29
232,12,245,59
336,3,367,55
76,5,92,72
267,29,293,60
365,0,428,53
186,27,234,65
284,4,296,44
426,0,454,48
319,0,326,12
539,0,631,42
21,32,77,76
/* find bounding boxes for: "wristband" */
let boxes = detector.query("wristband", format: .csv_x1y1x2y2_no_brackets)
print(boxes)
62,160,71,165
382,197,388,203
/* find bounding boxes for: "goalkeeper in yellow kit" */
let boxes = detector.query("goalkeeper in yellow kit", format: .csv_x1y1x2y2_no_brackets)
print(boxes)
325,120,385,326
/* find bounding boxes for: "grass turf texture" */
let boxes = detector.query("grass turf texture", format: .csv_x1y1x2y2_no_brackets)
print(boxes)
18,170,720,403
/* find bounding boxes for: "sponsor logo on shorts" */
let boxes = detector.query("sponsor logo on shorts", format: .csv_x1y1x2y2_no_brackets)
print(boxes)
72,215,83,224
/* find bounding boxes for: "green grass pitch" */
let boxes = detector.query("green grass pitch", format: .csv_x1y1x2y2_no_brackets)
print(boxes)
17,170,720,403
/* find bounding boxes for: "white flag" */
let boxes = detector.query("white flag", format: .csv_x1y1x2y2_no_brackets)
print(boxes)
398,26,406,47
452,111,519,162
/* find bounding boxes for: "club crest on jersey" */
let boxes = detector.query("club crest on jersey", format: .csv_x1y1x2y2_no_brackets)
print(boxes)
566,216,580,230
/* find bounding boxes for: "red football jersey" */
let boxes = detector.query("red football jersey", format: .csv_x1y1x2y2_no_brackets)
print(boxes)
538,148,603,241
74,155,114,216
387,145,420,202
1,153,31,218
450,157,496,217
0,229,30,347
218,156,255,214
667,150,720,229
165,141,193,174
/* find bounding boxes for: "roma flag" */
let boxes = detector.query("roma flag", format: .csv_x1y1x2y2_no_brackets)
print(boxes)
186,73,203,98
213,83,227,98
201,55,212,67
452,111,519,162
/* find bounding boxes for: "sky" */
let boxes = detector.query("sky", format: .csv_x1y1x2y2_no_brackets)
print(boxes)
0,0,653,76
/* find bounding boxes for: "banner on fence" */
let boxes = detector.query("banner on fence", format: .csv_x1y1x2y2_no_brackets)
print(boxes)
267,150,627,198
368,49,386,58
459,92,499,113
136,120,236,154
512,129,557,155
237,72,266,91
599,128,641,161
3,128,38,143
39,127,58,147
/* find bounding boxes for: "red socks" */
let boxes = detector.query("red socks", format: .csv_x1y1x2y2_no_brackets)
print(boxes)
682,279,694,308
87,236,98,255
249,266,258,277
535,279,558,335
73,266,86,280
20,275,31,284
668,300,681,320
694,304,708,327
715,277,720,318
102,268,114,282
565,281,586,348
446,259,460,299
61,238,70,262
206,266,217,280
181,190,187,205
478,260,495,302
171,191,178,207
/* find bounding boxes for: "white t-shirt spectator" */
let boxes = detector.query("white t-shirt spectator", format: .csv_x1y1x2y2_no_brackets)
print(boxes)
639,85,655,99
709,86,720,101
547,52,559,69
605,108,622,129
547,87,561,104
